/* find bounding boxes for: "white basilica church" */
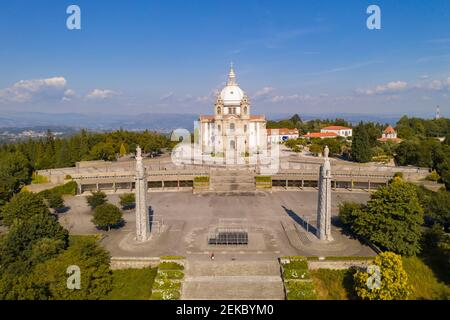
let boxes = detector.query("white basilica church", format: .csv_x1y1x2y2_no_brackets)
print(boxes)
199,65,267,156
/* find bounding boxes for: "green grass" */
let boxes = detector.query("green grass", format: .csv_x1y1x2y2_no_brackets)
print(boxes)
157,270,184,279
158,262,184,270
282,260,308,271
150,290,180,300
194,176,209,183
68,234,101,246
285,281,316,300
107,268,157,300
160,255,185,260
311,269,356,300
31,173,49,184
38,181,78,197
402,256,450,300
255,176,272,183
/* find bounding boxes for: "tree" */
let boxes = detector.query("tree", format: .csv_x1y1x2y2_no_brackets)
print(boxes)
0,152,31,205
1,192,50,226
0,213,68,277
119,193,135,209
119,143,127,157
425,190,450,231
351,123,372,163
309,144,323,156
86,191,107,210
45,192,65,212
338,202,363,227
352,177,424,256
353,252,411,300
92,203,123,231
13,238,112,300
90,142,116,161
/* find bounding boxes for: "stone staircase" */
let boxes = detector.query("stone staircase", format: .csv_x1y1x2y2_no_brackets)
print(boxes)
209,169,256,193
181,260,285,300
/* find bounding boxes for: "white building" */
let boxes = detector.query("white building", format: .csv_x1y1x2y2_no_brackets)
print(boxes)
199,65,267,156
267,128,299,143
378,125,402,143
320,126,352,138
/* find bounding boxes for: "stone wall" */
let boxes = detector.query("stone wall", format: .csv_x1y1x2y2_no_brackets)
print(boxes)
110,257,186,270
110,257,161,270
307,259,371,270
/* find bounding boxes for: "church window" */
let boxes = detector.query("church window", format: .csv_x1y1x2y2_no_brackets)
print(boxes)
244,106,247,115
217,107,221,115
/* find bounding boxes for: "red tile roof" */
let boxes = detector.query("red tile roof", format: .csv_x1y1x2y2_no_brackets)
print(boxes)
250,115,265,121
321,126,352,131
199,115,214,121
383,125,396,134
267,128,299,135
378,137,402,143
302,132,338,138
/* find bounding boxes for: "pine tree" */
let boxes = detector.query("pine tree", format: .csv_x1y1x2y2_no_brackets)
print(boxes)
351,122,372,163
119,143,127,157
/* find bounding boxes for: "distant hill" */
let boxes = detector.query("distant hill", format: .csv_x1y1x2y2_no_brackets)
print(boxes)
0,112,406,132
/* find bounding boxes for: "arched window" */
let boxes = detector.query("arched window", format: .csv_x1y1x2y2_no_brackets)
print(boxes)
217,107,221,115
244,106,248,115
244,125,247,132
230,123,235,131
218,124,221,132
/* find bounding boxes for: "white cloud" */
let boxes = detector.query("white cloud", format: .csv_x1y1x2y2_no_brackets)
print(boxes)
253,87,275,100
159,92,174,101
0,77,67,103
271,94,317,103
86,89,118,100
357,81,408,95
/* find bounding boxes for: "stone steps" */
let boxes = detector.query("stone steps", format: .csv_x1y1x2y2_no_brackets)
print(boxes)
182,260,285,300
210,170,256,192
187,260,281,277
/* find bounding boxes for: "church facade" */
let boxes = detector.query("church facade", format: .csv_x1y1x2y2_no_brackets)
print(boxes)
199,65,267,156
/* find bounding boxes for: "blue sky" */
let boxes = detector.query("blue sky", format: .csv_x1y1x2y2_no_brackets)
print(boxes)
0,0,450,117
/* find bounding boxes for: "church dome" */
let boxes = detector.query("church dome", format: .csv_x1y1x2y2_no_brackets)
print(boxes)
220,85,244,105
219,64,245,106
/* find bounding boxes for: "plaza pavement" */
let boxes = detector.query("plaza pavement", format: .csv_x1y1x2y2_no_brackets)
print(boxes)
59,190,375,261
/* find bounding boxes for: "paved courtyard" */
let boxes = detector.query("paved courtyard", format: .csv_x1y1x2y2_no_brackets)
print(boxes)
59,190,375,260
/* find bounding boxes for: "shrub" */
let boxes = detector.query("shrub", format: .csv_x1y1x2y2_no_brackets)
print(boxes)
45,192,65,211
194,176,209,183
426,170,440,182
39,181,77,197
353,252,411,300
86,191,107,209
255,176,271,183
92,203,123,231
119,193,135,209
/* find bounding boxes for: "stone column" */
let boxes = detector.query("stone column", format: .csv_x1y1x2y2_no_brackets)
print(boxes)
316,146,333,241
135,146,150,242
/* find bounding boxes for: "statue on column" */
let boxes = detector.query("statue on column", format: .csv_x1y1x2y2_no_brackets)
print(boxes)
316,145,333,241
135,146,150,242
